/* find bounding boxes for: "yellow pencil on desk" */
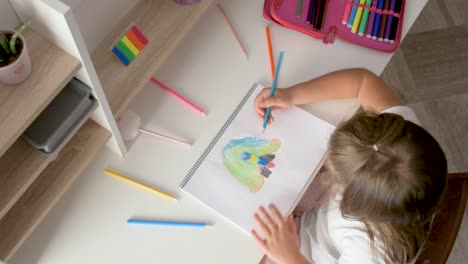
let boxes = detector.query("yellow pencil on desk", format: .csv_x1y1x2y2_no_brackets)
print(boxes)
104,168,176,200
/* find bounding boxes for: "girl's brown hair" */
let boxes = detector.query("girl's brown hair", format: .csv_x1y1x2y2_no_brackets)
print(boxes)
327,110,447,263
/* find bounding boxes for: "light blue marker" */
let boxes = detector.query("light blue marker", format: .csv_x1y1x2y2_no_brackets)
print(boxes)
347,0,361,28
262,51,284,133
127,219,210,228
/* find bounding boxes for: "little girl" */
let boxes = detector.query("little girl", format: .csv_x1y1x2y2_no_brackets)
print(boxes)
251,68,447,264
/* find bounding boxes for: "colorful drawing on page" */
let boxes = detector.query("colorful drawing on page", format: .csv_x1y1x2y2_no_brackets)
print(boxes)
223,137,281,192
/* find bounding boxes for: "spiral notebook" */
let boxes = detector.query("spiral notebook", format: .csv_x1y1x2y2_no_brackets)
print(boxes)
179,83,335,234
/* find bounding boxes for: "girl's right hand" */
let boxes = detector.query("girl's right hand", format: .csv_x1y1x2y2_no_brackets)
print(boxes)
254,88,292,123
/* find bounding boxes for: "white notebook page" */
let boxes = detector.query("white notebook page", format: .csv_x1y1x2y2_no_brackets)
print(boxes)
181,84,335,234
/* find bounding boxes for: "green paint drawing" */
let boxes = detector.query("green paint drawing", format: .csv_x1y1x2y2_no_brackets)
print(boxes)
223,137,281,192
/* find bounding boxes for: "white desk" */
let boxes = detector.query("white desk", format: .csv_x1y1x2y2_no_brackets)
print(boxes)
10,0,427,263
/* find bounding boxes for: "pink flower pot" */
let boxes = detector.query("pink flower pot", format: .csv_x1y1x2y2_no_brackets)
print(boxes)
0,31,32,85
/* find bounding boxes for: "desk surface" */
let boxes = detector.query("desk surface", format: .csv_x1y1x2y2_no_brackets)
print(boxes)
11,0,427,263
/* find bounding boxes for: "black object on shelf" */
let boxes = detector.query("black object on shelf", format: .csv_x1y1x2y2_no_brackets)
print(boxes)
22,78,96,154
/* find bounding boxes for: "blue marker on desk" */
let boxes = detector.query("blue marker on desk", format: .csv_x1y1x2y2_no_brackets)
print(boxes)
262,51,284,133
347,0,361,28
372,0,385,39
127,219,210,228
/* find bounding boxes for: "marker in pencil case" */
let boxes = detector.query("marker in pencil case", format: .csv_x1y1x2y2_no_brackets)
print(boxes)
316,0,330,31
276,0,284,9
342,0,354,25
378,0,391,41
358,0,374,36
312,0,323,30
365,0,378,38
351,0,366,33
389,0,402,42
347,0,360,28
306,0,317,25
384,0,397,42
371,0,385,39
297,0,303,17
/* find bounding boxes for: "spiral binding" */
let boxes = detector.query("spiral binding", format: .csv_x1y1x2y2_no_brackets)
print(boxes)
179,83,259,189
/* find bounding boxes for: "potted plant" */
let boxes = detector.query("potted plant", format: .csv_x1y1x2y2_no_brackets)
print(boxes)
0,21,31,85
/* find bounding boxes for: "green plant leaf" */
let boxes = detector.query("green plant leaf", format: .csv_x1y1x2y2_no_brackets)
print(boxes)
0,33,10,54
10,20,31,54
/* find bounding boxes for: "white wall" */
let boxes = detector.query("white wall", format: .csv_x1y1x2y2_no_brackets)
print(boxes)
0,0,20,28
60,0,139,53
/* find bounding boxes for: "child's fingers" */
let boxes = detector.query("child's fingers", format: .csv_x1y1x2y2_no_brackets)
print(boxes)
287,215,298,234
259,206,277,231
269,204,285,227
254,213,271,236
251,230,268,251
254,88,272,114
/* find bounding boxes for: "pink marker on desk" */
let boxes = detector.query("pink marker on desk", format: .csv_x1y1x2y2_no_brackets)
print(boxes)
150,77,206,116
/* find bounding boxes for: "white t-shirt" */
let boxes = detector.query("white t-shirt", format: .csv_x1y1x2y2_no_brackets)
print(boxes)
299,106,422,264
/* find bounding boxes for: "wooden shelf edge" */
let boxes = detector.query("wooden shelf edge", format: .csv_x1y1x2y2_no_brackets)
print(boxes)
0,29,81,157
0,139,53,220
0,119,111,261
92,0,215,118
0,103,98,220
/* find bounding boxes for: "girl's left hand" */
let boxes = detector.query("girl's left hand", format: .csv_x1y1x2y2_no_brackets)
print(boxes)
252,204,309,264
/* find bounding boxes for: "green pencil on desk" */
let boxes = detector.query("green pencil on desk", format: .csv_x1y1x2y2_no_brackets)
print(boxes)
262,51,284,133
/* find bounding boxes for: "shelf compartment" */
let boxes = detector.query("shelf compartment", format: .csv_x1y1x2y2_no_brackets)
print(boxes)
0,29,81,157
0,138,53,220
0,120,110,261
92,0,214,118
0,97,98,221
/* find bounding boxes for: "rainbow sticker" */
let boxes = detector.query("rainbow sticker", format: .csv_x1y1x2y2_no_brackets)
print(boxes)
112,25,149,66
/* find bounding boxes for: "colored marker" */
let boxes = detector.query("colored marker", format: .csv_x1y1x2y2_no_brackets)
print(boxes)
104,169,177,200
112,46,130,66
126,30,145,50
342,0,354,25
265,25,275,79
116,40,135,61
365,0,378,38
131,26,148,45
378,0,391,41
358,0,374,36
372,0,385,39
347,0,360,28
217,3,248,59
384,0,397,42
121,36,140,56
351,0,367,33
127,219,210,228
306,0,317,25
312,0,323,29
389,0,402,42
316,0,330,30
262,51,284,133
297,0,303,17
150,77,206,116
276,0,284,9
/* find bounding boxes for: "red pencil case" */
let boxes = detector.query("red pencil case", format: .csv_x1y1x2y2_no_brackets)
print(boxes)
263,0,406,52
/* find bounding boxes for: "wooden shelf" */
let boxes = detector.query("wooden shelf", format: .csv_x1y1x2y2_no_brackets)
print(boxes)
0,120,110,261
92,0,214,118
0,100,98,220
0,138,53,220
0,29,81,157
